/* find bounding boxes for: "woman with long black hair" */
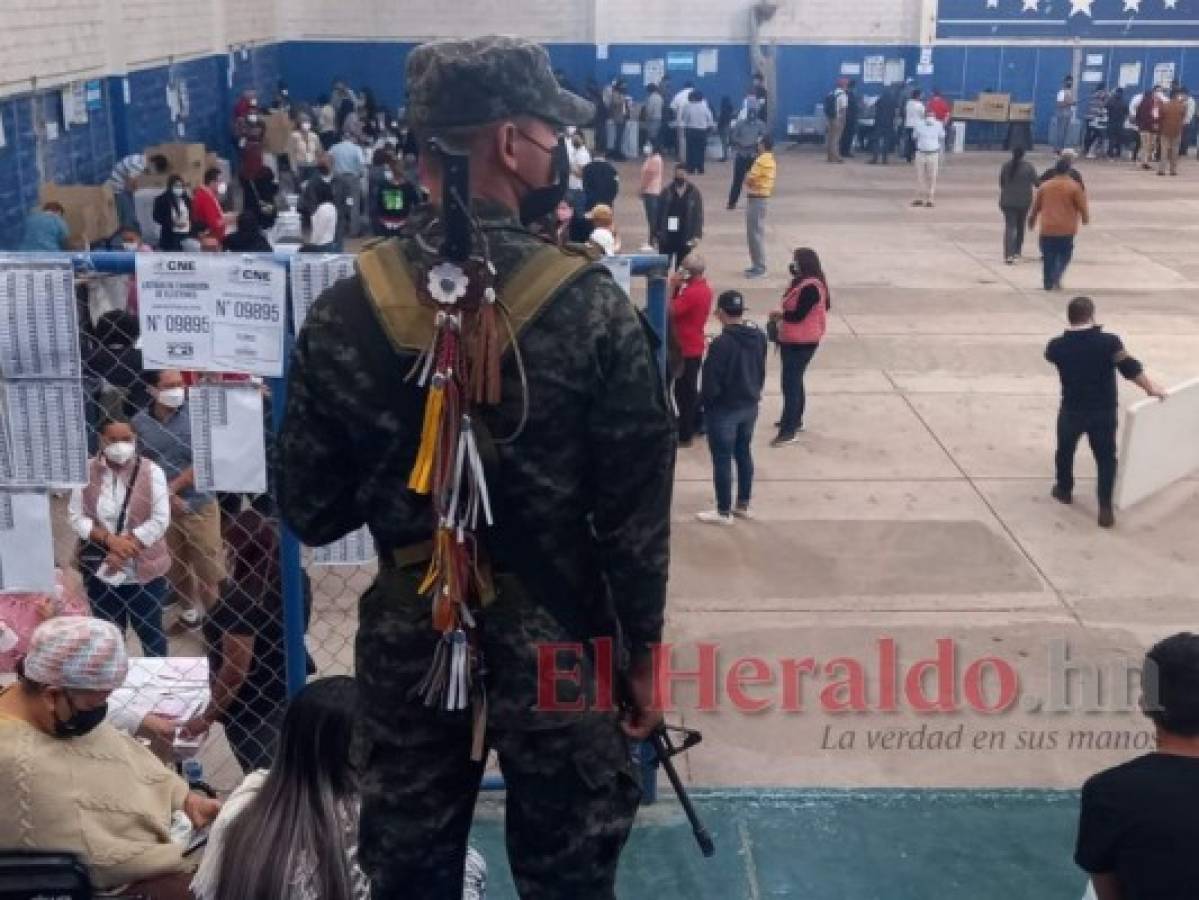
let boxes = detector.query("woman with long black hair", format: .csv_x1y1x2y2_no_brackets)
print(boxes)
151,175,199,251
192,677,369,900
769,247,831,446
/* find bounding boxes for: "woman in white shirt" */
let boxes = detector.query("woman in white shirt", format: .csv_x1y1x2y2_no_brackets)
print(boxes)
301,177,341,253
681,90,716,175
67,417,171,656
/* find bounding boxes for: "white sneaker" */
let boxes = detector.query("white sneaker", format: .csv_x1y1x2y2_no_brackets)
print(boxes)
179,607,202,628
733,506,755,520
696,510,735,526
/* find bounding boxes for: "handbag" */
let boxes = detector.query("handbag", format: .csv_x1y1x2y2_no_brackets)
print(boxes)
78,458,141,577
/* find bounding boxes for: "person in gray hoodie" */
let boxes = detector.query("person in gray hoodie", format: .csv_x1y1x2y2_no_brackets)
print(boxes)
697,290,768,526
999,146,1039,264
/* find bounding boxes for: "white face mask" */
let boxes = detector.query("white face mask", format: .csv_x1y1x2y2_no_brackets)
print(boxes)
172,186,185,198
157,387,185,408
248,114,259,123
104,441,136,466
301,121,311,131
217,182,228,197
122,241,138,251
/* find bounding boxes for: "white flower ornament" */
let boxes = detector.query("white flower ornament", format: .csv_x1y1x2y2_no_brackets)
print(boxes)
428,262,469,305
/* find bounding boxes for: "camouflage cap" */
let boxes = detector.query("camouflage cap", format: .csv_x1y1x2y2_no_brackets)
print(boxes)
406,35,595,132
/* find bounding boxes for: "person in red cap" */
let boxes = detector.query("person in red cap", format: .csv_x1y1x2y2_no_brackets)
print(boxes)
0,617,221,899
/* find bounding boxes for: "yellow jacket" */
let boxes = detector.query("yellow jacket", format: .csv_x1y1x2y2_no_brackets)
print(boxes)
745,151,777,198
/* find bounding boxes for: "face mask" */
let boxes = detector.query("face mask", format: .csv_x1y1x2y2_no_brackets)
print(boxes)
172,186,185,198
384,170,396,182
103,441,135,466
518,136,571,228
248,114,259,124
217,182,228,197
53,694,108,740
157,387,185,408
301,121,311,131
122,241,138,251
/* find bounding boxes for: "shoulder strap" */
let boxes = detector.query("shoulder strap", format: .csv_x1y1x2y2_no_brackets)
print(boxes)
358,240,598,357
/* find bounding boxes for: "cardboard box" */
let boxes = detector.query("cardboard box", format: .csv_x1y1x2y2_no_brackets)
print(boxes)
263,111,293,156
1009,102,1034,122
953,100,979,119
977,92,1011,122
145,142,207,187
39,183,119,248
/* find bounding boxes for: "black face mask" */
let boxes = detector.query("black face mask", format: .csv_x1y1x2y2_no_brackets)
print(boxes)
519,137,571,228
674,176,687,186
53,693,108,739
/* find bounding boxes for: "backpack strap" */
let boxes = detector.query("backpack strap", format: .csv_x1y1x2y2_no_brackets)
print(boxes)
357,239,599,357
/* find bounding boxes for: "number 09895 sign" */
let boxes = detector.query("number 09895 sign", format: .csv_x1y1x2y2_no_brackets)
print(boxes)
136,255,287,377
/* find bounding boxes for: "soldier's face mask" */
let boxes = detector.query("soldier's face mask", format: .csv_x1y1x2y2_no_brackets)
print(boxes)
514,127,570,228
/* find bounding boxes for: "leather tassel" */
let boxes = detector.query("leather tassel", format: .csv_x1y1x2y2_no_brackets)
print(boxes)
470,297,503,406
470,689,488,762
463,425,494,526
409,377,445,494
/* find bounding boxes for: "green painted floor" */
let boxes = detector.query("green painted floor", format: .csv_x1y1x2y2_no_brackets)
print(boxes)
471,790,1087,899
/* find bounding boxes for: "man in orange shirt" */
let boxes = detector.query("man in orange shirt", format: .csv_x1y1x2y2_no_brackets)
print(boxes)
1158,88,1188,177
1029,158,1090,291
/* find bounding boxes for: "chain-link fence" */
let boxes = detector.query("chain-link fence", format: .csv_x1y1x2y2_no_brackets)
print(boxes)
2,250,666,795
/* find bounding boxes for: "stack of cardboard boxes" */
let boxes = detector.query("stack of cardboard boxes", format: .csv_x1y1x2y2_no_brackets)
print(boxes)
951,94,1034,123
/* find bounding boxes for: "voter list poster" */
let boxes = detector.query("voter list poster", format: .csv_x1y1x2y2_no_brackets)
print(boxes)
289,255,356,334
0,258,80,380
136,255,286,377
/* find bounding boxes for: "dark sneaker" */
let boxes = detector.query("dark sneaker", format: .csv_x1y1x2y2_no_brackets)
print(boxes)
1098,507,1115,528
1051,485,1072,505
771,432,801,447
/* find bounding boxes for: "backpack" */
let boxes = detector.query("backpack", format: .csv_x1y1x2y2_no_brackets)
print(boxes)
824,91,839,120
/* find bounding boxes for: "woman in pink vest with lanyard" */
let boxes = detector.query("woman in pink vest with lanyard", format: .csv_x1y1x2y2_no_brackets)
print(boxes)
68,417,172,656
770,247,831,446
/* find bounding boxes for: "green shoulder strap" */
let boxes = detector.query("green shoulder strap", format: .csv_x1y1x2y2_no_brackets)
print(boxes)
358,239,598,357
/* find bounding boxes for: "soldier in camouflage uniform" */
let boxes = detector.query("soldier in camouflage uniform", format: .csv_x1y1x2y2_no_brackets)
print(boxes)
278,35,676,899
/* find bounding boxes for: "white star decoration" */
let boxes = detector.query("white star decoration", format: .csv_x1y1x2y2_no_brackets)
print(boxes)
1069,0,1095,16
1022,0,1040,11
986,0,999,7
1123,0,1141,10
1163,0,1178,9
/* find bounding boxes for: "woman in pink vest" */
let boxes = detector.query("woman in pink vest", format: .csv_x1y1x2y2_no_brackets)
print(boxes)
770,247,831,446
68,418,172,656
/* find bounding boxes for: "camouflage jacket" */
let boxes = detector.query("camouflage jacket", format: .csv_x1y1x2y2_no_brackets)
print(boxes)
278,202,675,655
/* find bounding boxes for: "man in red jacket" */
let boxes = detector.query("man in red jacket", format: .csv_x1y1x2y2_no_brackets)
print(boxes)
669,253,714,447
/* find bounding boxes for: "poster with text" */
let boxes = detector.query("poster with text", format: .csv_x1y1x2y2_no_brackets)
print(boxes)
137,255,286,376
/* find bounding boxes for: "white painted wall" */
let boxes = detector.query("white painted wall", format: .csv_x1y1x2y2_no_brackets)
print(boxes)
0,0,925,98
0,0,278,97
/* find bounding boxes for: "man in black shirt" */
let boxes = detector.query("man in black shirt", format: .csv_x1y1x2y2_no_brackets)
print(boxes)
1076,632,1199,899
1045,296,1166,528
654,164,704,270
581,152,620,209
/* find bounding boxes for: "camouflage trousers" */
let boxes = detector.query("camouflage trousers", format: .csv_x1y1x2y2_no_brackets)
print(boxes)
355,567,642,899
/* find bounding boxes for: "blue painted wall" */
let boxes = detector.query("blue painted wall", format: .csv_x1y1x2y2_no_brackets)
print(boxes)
0,45,279,250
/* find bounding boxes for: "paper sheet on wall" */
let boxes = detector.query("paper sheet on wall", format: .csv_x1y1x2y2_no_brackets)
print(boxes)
288,255,357,333
137,255,286,376
600,256,632,297
863,56,886,84
1086,54,1105,67
189,384,267,493
44,121,58,141
1083,70,1103,83
0,111,6,149
596,44,609,61
697,49,719,77
312,526,376,566
1119,62,1142,89
1,380,88,487
840,62,862,76
1154,62,1176,88
0,258,80,379
621,62,642,77
0,491,55,593
884,59,907,86
644,59,665,87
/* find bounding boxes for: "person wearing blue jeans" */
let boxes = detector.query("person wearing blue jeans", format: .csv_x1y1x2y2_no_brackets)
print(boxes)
697,290,767,525
1039,235,1075,291
87,576,170,657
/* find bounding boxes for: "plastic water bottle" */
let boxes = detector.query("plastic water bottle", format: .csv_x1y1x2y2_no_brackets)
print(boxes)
182,758,204,786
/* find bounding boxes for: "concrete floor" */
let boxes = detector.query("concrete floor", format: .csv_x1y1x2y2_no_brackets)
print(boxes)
52,146,1197,797
644,145,1199,790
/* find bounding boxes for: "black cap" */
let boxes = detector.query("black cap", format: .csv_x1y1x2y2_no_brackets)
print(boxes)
717,290,746,316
